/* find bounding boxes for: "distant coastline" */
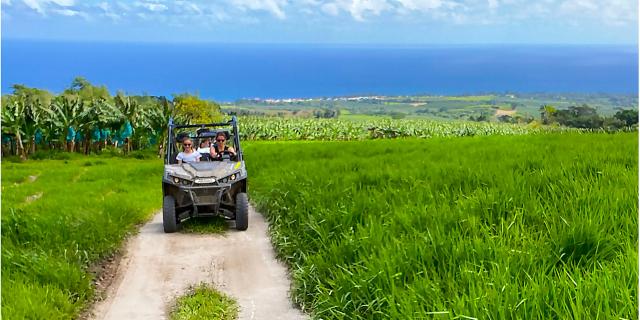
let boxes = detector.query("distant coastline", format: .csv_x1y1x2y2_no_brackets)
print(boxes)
2,39,637,101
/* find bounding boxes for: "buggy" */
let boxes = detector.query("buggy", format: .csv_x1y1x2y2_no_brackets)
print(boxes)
162,116,248,233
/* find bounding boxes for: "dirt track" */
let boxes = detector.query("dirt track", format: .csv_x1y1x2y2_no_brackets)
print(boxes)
91,207,307,320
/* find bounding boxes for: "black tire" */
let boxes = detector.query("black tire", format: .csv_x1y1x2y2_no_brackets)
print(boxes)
163,195,178,233
235,193,249,231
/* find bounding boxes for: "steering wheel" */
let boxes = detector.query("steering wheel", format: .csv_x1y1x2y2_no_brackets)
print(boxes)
214,150,235,161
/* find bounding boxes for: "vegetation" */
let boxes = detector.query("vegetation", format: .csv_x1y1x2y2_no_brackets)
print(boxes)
170,284,238,320
240,117,576,140
1,154,162,319
228,93,637,122
2,80,636,160
1,78,223,159
539,104,639,130
180,217,228,234
245,133,638,319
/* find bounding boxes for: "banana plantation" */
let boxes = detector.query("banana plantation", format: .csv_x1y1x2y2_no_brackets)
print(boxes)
1,78,222,159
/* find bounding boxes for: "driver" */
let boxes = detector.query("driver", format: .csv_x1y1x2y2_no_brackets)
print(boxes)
176,138,202,163
210,132,236,159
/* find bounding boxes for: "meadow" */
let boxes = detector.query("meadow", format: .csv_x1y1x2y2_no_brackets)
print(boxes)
1,154,162,319
245,133,638,319
2,131,637,319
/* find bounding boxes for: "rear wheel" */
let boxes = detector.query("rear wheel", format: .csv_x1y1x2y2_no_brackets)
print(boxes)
235,193,249,231
163,195,178,233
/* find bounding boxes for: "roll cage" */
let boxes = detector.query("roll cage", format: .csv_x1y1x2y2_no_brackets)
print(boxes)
166,116,243,164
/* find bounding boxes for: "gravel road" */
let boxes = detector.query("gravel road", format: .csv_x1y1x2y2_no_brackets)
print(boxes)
91,206,307,320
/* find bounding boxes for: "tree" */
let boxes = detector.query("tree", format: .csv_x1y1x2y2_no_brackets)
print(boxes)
114,93,143,153
147,96,185,157
173,94,223,124
554,105,603,129
10,85,52,154
539,105,556,125
76,99,122,154
65,77,111,102
1,95,27,159
46,95,83,152
614,109,639,126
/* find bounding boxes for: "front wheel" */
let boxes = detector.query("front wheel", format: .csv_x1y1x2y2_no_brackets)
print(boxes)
235,193,249,231
163,195,178,233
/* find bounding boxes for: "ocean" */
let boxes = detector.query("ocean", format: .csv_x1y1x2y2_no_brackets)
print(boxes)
1,40,637,101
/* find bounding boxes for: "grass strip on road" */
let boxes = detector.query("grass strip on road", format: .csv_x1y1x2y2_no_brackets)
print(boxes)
245,133,638,319
2,155,162,319
170,283,238,320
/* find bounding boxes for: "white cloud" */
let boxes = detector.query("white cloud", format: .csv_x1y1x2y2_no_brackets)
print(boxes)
397,0,443,11
320,0,392,21
52,7,79,15
7,0,637,31
135,1,168,12
560,0,597,12
230,0,288,19
50,0,73,5
22,0,45,13
559,0,636,26
97,2,121,20
21,0,74,14
176,1,202,14
321,2,339,15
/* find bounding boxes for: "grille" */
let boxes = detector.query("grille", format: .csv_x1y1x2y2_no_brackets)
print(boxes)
191,189,218,204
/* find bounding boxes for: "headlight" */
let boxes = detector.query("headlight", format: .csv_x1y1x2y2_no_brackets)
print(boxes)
173,177,181,184
230,174,236,181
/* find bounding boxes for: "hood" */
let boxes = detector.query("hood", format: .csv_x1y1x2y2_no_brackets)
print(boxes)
165,161,241,180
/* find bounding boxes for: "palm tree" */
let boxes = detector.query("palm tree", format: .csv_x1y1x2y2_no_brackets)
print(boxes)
1,95,27,159
147,96,181,157
76,98,122,154
46,95,83,152
114,93,143,154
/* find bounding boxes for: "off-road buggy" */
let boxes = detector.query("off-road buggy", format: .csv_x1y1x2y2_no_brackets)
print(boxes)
162,116,248,233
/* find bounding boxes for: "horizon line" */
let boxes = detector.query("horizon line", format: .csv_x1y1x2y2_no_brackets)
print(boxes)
2,37,638,48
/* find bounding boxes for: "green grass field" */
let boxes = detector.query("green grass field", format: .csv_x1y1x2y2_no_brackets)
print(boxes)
1,155,162,319
2,132,637,319
245,133,638,319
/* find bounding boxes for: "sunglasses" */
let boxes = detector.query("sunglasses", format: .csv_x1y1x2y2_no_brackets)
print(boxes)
183,144,192,146
216,139,225,142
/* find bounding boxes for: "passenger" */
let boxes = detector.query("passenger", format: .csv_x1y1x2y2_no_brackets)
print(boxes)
197,139,211,154
211,132,236,159
176,138,201,164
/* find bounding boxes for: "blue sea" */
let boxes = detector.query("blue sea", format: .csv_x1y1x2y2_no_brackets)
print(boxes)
2,40,637,101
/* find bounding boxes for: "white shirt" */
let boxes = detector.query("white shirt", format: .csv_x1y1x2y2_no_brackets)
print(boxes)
197,147,210,154
176,151,201,163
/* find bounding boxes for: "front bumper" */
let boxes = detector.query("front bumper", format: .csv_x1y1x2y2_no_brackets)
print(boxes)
164,178,232,208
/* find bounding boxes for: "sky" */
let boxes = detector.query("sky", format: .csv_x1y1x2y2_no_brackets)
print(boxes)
1,0,638,44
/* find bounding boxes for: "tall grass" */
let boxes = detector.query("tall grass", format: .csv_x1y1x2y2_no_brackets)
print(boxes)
245,133,638,319
1,155,162,319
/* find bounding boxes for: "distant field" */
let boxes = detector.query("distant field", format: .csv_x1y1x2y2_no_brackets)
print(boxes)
1,156,162,319
230,93,637,121
245,133,638,319
239,117,576,140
